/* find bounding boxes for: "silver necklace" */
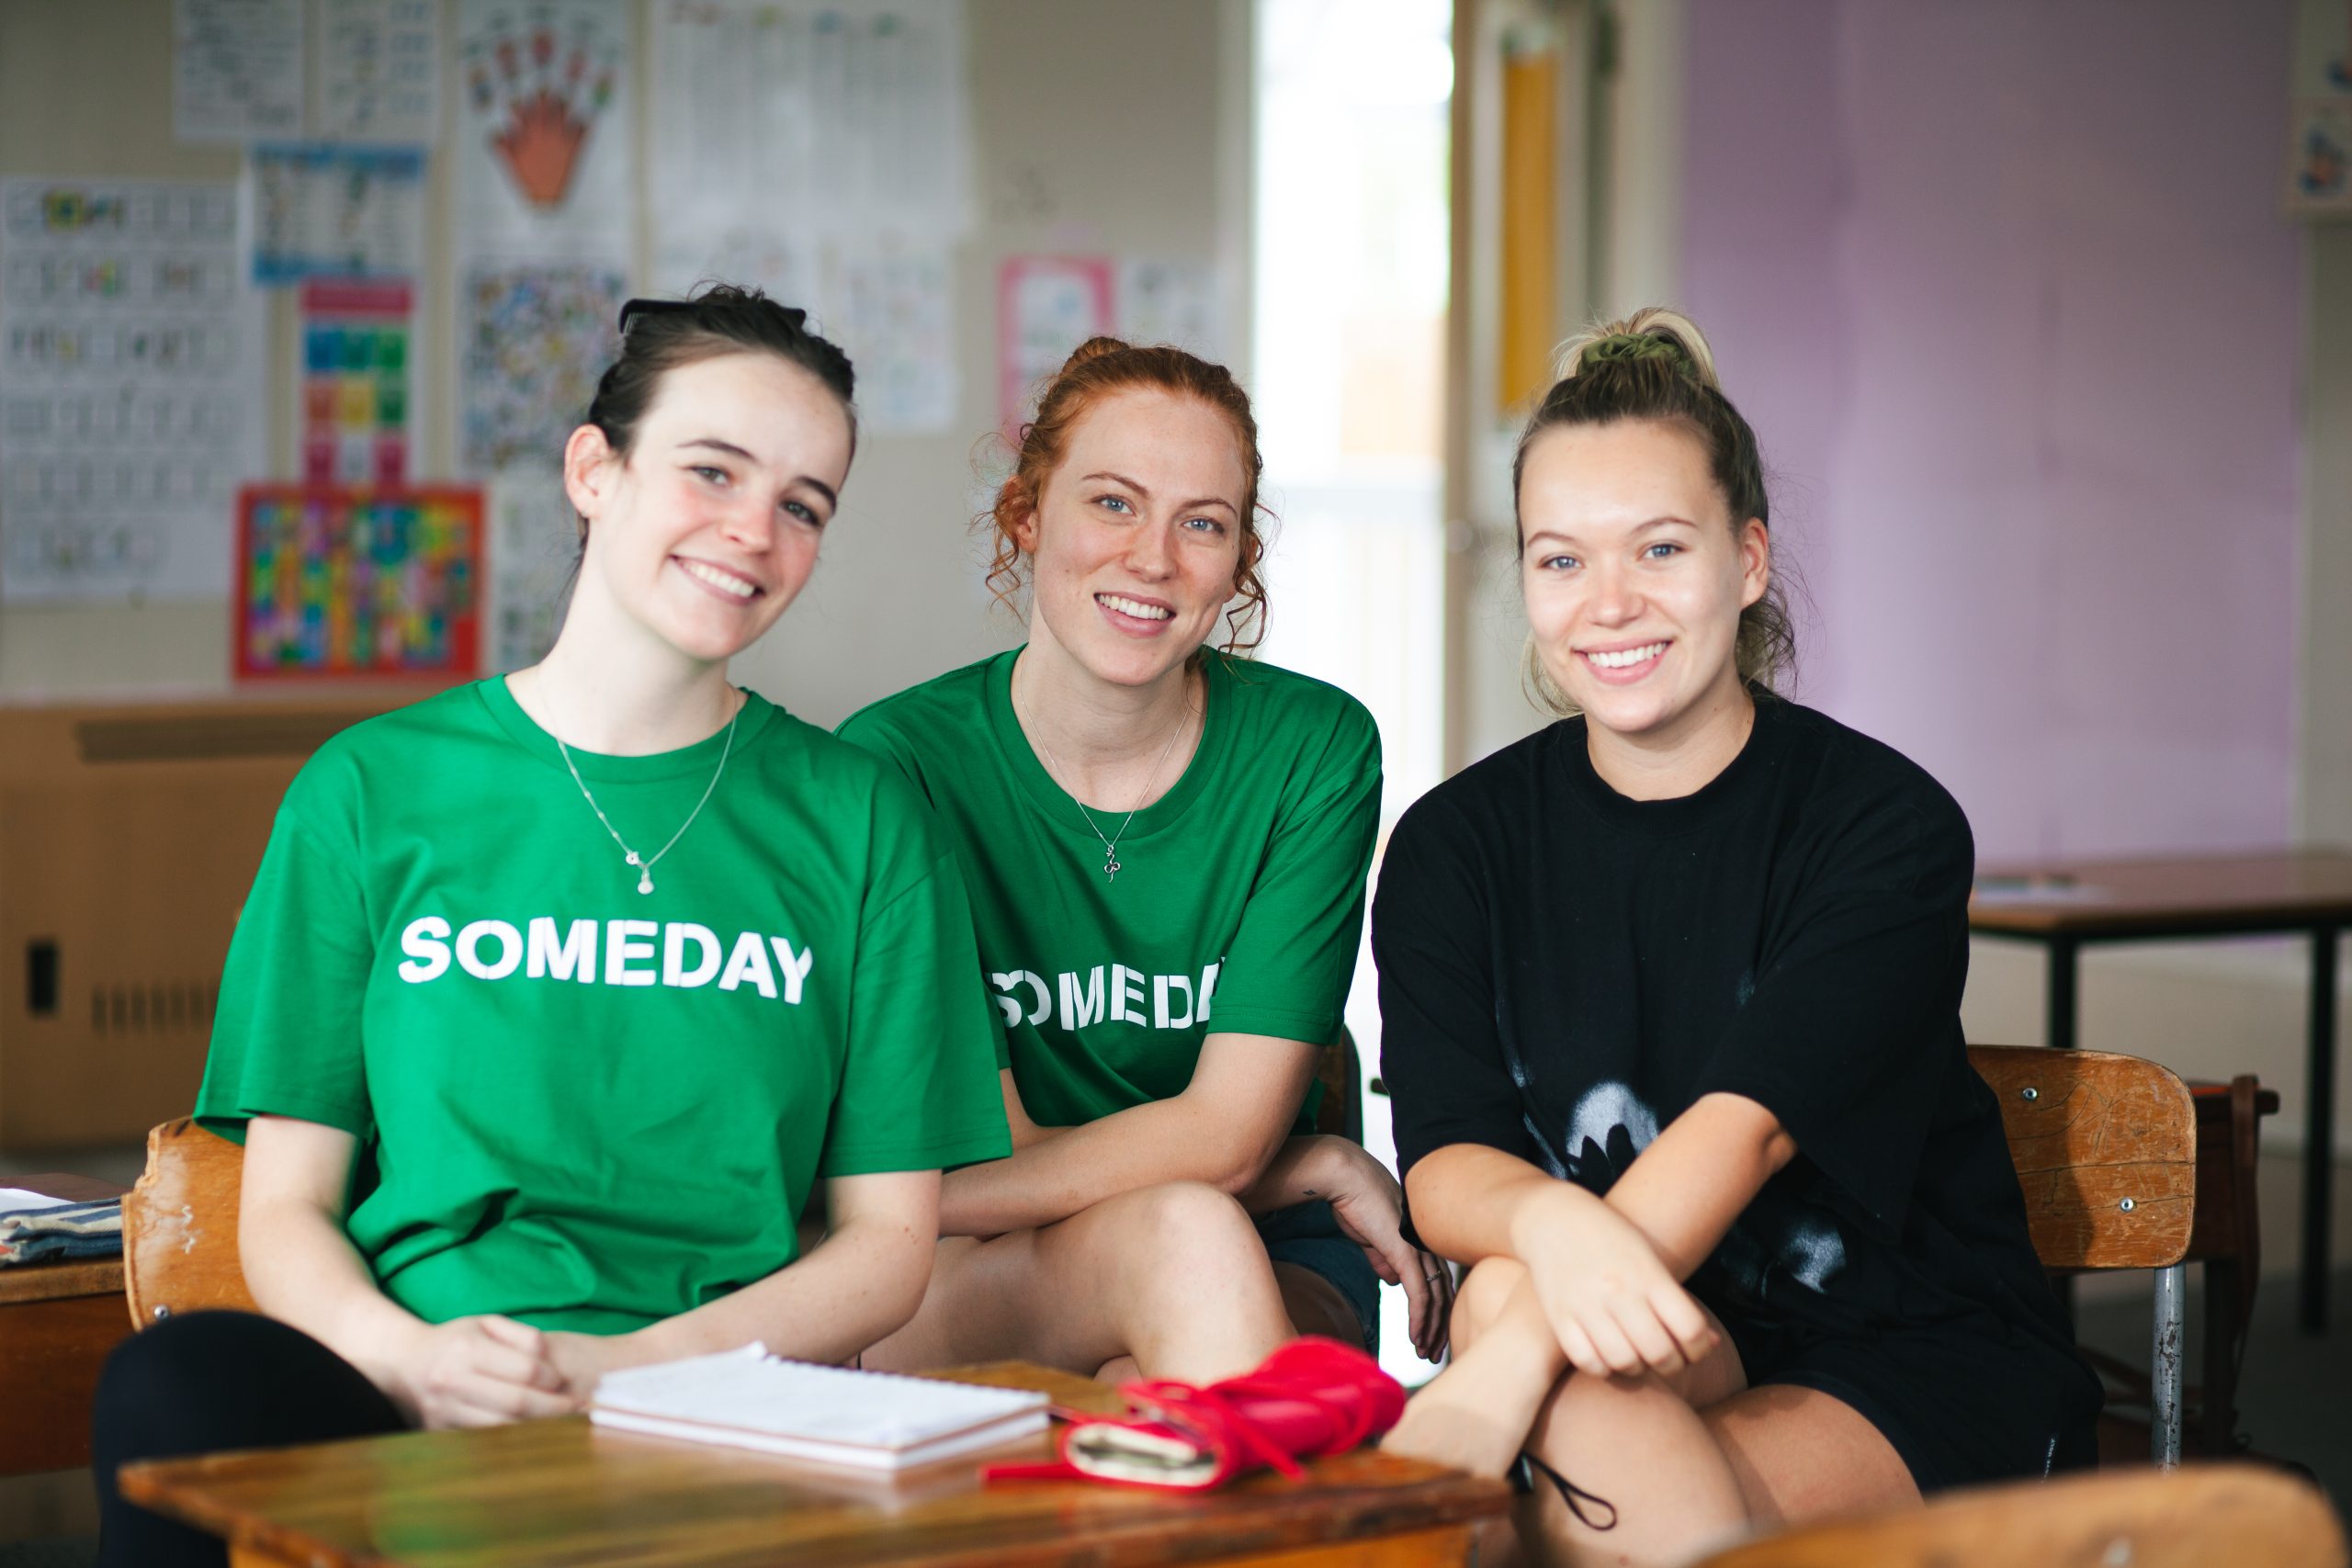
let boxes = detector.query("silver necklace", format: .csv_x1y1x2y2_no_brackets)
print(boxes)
553,704,739,896
1029,704,1191,883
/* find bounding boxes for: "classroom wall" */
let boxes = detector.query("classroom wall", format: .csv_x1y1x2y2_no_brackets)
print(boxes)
1678,0,2305,866
0,0,1249,728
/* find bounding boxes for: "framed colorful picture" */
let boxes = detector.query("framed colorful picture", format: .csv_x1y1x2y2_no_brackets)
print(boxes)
235,485,482,682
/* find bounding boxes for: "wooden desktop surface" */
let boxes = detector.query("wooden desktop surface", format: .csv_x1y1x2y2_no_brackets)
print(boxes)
1968,849,2352,937
122,1361,1510,1568
0,1171,130,1476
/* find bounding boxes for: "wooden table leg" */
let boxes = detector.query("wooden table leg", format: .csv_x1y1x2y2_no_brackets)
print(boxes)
2303,923,2339,1334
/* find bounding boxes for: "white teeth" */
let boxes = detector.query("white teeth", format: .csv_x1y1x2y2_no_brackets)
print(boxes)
680,558,758,599
1097,593,1173,622
1584,641,1666,670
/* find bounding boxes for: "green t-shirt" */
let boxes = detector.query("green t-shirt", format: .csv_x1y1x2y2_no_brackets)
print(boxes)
197,679,1010,1336
837,649,1381,1129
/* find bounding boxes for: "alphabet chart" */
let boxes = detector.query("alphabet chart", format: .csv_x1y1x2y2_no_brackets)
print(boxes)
236,485,481,680
0,177,265,604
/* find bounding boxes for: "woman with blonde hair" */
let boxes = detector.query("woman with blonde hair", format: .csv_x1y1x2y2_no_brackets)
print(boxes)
1378,310,2098,1565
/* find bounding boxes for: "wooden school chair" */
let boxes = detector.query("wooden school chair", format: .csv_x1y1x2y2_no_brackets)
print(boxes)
1689,1461,2346,1568
1967,1044,2197,1468
120,1117,256,1327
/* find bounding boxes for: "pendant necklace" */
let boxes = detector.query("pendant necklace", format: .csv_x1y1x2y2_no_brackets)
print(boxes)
554,700,740,895
1029,699,1191,884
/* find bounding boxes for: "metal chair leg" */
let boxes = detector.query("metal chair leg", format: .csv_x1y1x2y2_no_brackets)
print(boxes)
2152,1262,2186,1469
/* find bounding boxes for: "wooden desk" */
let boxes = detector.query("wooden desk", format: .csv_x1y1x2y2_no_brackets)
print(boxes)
1970,849,2352,1332
121,1362,1509,1567
0,1171,130,1476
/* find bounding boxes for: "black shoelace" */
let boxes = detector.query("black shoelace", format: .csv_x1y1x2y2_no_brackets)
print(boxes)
1511,1450,1618,1531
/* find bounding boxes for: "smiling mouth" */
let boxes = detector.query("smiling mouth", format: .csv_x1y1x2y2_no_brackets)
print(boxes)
1095,592,1173,622
1580,640,1668,670
677,558,763,600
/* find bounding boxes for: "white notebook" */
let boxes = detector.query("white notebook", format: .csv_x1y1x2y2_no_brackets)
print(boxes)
589,1344,1051,1471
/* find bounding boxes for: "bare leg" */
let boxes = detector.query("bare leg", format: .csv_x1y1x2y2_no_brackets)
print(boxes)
863,1180,1294,1383
1702,1383,1919,1529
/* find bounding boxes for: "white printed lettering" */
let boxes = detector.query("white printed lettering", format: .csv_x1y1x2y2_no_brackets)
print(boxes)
767,937,814,1006
663,923,722,988
456,919,523,980
1154,973,1194,1030
526,917,596,983
718,929,777,998
605,919,658,987
1196,960,1221,1021
397,916,451,983
1109,964,1146,1023
1059,965,1105,1030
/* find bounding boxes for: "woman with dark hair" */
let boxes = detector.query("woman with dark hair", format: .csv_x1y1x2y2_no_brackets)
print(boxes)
90,286,1010,1567
838,337,1447,1384
1377,310,2098,1566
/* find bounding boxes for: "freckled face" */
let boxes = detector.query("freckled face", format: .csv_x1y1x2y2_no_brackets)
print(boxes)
566,351,854,665
1518,418,1769,742
1014,388,1249,690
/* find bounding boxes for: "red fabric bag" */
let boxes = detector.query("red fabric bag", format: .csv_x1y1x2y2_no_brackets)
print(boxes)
983,1337,1406,1492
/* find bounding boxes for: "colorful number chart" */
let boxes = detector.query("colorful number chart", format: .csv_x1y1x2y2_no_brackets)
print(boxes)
236,485,481,681
300,277,413,486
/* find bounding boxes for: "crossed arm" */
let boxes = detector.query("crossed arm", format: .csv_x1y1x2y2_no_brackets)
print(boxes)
239,1115,940,1428
1404,1091,1796,1382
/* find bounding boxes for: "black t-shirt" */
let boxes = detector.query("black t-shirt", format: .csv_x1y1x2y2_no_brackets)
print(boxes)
1376,697,2078,1359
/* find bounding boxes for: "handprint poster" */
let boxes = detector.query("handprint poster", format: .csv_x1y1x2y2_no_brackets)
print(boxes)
454,0,634,262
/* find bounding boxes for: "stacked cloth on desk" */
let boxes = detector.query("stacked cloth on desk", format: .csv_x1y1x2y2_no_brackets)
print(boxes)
0,1198,122,1266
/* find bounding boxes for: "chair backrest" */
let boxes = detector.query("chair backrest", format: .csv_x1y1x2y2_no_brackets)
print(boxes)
121,1118,256,1327
1966,1044,2196,1271
1312,1029,1363,1144
1690,1462,2345,1568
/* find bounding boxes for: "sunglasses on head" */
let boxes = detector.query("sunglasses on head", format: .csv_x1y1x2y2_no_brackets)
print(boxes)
616,297,810,334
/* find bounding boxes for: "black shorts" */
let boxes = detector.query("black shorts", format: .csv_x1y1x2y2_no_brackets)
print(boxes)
1714,1307,2102,1494
1256,1199,1381,1352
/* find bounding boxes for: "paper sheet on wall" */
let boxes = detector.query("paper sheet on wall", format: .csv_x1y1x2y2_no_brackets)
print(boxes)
648,0,971,237
2290,0,2352,213
454,0,635,264
1118,259,1222,357
296,277,417,486
999,256,1112,431
175,0,305,142
487,469,576,671
321,0,441,144
1,178,266,604
650,230,958,434
250,143,426,286
458,263,625,474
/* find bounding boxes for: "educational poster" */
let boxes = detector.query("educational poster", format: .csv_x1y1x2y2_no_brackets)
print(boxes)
831,238,958,433
455,0,634,263
649,231,957,434
250,143,426,286
0,178,264,604
174,0,305,142
1118,258,1221,356
236,485,482,680
458,263,625,473
487,470,575,671
2290,0,2352,213
999,255,1112,430
320,0,441,144
297,278,413,486
648,0,972,237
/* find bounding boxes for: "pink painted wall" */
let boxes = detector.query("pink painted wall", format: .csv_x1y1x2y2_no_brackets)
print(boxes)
1679,1,2305,862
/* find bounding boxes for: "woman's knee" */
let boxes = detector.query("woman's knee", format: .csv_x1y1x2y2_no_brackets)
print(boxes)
94,1310,401,1468
1451,1256,1529,1347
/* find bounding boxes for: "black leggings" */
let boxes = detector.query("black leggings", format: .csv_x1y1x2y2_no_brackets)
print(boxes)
91,1311,406,1568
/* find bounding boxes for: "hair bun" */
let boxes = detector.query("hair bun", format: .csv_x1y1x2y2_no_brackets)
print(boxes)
1551,307,1721,391
1059,335,1135,375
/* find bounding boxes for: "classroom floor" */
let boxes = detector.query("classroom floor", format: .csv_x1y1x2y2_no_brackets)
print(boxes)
4,1159,2349,1564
